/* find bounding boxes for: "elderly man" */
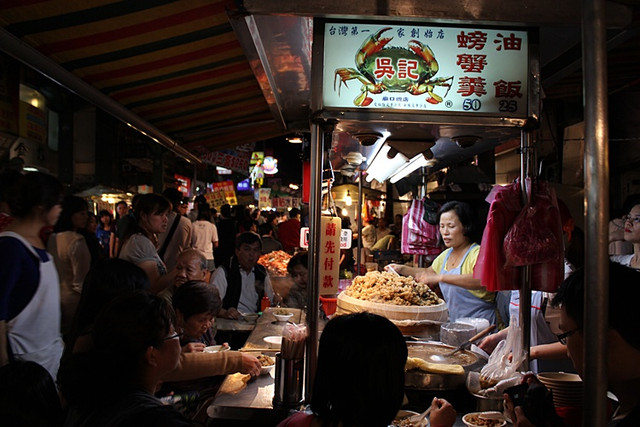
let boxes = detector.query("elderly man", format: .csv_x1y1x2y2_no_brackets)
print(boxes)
507,261,640,426
211,232,277,319
158,249,209,304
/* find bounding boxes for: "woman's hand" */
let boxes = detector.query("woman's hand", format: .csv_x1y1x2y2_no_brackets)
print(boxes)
429,397,456,427
240,353,262,377
219,307,241,320
478,329,507,354
182,342,205,353
414,269,441,285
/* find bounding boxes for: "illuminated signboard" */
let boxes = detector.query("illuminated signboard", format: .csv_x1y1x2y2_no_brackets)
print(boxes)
237,179,251,192
322,22,528,117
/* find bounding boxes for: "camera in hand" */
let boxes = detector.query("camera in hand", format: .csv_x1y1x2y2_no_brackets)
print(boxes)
505,382,564,427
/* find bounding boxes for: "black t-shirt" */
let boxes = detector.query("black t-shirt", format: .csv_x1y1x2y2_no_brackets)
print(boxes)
64,387,190,427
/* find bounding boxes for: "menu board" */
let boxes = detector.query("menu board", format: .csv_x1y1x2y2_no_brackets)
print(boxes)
322,22,528,117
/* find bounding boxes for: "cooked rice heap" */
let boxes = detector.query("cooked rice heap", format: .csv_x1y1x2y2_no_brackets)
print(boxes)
345,271,441,306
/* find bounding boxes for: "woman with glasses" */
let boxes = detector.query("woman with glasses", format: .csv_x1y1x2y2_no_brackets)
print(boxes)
59,291,190,426
611,200,640,269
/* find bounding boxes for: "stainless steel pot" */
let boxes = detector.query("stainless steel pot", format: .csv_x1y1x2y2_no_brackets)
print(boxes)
405,342,486,390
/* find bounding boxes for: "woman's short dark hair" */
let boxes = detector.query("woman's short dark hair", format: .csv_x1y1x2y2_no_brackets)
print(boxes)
5,172,63,219
124,193,171,241
235,231,262,249
58,291,174,406
54,195,89,232
287,251,308,275
438,200,478,242
66,258,150,356
172,280,222,319
311,312,407,427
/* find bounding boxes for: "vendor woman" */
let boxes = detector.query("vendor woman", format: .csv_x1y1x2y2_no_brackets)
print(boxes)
387,201,497,325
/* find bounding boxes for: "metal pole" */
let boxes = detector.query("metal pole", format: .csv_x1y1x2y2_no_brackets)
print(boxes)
356,176,363,273
417,166,427,268
519,129,534,372
305,122,323,402
582,0,610,424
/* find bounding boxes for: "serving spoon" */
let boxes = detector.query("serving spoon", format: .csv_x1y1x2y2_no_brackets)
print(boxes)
429,324,496,362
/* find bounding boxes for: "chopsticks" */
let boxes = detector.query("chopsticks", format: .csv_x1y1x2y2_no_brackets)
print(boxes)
239,347,279,352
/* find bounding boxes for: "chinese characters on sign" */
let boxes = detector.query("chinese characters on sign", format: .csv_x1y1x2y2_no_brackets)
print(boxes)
318,217,341,295
205,180,237,209
323,23,528,116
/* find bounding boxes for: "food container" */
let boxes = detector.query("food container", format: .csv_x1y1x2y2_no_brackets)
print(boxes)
462,411,507,427
319,296,337,316
203,345,230,353
404,342,485,390
391,410,427,427
263,336,283,349
440,322,476,347
273,311,294,322
456,317,491,335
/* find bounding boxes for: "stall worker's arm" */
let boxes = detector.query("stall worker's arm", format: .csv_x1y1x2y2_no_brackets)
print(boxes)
530,341,568,361
385,263,425,278
162,351,261,381
418,246,484,290
137,260,177,295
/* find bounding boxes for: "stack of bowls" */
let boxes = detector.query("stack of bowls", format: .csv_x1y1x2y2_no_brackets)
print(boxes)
537,372,583,408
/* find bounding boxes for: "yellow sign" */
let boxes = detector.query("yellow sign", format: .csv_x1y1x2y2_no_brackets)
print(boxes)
319,216,341,295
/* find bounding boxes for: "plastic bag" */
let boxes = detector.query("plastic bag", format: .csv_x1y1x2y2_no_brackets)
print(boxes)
504,182,563,268
479,315,526,387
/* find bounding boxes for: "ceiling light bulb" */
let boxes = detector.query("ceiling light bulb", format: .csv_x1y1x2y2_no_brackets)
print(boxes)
345,190,352,206
342,208,348,216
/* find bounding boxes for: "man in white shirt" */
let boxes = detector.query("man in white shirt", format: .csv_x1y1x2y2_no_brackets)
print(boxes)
210,232,277,319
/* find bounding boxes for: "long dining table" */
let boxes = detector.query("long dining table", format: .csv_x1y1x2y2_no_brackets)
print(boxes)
206,307,306,426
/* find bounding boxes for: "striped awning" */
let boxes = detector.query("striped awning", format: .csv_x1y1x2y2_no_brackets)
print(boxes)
0,0,287,157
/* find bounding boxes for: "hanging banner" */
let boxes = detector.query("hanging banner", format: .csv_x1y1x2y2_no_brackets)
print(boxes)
208,180,237,207
318,217,341,295
300,227,352,249
201,144,255,175
323,22,528,117
258,188,272,209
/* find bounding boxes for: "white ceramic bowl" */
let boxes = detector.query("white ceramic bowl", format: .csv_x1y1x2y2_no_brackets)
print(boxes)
242,313,259,322
203,345,230,353
263,336,283,349
260,364,275,375
273,312,294,322
462,412,507,427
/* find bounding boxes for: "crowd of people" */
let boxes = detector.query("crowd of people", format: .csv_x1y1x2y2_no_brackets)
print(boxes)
2,170,640,426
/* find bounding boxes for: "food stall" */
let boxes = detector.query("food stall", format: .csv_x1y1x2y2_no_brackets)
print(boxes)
218,1,613,425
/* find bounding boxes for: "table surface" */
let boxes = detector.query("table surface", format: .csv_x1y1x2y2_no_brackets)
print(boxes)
216,317,257,332
208,307,306,417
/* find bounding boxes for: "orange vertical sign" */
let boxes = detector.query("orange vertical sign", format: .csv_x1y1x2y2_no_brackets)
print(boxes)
319,216,341,295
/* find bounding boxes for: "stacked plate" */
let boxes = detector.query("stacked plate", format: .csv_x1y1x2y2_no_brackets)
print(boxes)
537,372,583,408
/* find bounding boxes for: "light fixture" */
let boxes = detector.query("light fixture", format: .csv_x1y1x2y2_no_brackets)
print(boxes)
287,135,303,144
341,208,348,216
389,150,436,183
345,190,352,206
289,183,299,190
453,135,481,148
365,143,408,183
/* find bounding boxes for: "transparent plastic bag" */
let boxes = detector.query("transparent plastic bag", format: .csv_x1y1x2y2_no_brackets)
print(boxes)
479,315,526,387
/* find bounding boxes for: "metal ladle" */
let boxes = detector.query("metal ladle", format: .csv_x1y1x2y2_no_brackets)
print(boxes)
429,324,496,363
